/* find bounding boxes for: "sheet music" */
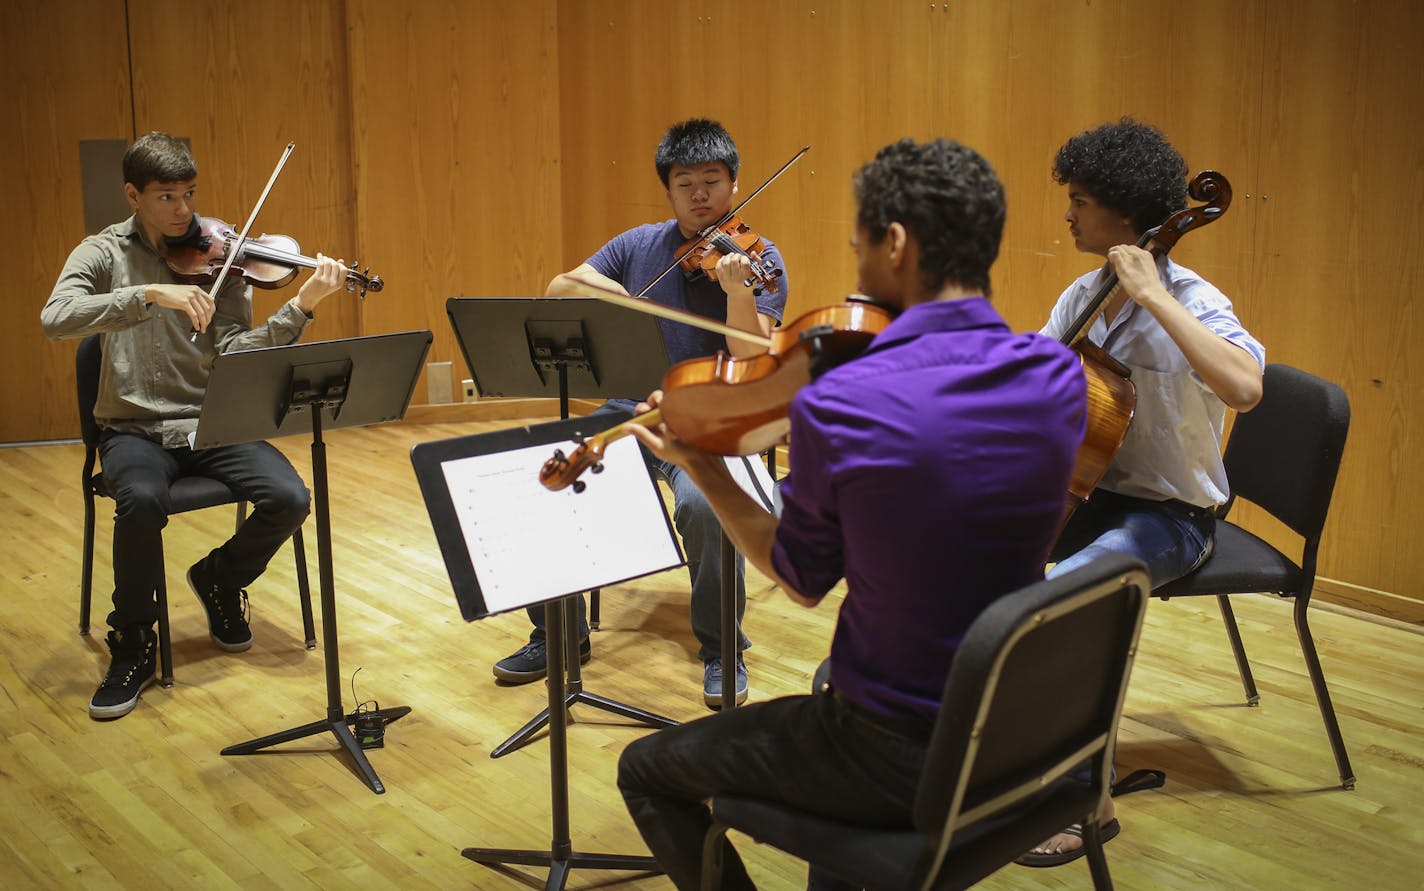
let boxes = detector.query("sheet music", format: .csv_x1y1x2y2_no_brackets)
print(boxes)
439,436,681,613
723,454,777,513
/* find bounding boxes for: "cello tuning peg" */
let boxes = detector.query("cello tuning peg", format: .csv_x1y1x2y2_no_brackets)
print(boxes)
552,448,567,461
591,462,605,474
572,480,587,494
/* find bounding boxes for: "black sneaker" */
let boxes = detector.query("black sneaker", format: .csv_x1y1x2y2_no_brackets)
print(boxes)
187,559,253,652
492,638,592,684
703,656,749,709
90,627,158,719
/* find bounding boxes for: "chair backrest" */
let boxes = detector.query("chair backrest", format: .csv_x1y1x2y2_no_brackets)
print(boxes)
76,333,104,449
1222,363,1349,541
913,552,1150,883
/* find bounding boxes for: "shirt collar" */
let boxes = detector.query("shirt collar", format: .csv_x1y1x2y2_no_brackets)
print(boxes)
865,296,1004,352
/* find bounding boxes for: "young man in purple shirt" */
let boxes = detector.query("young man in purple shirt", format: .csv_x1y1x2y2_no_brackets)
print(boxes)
492,119,788,706
617,138,1087,890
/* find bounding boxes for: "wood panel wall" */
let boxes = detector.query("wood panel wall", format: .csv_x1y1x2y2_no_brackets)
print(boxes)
9,0,1421,613
2,0,132,443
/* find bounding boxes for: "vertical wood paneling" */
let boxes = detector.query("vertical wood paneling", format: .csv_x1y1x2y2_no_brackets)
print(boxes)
1242,0,1424,602
4,0,132,442
346,0,563,400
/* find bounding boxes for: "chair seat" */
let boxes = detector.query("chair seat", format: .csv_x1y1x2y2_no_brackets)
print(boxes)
1154,521,1304,599
714,780,1099,890
92,472,241,515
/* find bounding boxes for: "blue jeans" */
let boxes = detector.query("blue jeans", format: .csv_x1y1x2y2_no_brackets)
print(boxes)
97,431,311,631
618,691,927,891
525,402,748,662
1050,489,1216,589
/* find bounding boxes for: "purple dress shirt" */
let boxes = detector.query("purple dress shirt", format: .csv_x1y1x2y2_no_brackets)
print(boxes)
771,297,1086,724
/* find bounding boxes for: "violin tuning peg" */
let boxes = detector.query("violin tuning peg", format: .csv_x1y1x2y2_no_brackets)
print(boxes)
591,462,604,474
572,480,587,494
571,434,586,445
552,448,567,461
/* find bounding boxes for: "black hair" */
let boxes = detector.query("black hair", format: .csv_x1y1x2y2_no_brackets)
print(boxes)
654,119,739,187
1053,117,1187,235
122,131,197,192
853,138,1005,296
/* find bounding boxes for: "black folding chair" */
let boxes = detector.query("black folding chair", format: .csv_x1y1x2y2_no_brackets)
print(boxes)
1154,363,1355,788
701,553,1150,890
77,333,316,685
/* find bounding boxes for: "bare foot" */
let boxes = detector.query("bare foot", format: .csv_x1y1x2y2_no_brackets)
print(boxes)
1028,799,1116,858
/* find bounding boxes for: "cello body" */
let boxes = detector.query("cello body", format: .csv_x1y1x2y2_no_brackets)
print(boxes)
1066,340,1136,519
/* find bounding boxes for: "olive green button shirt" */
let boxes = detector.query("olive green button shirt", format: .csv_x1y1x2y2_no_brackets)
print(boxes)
41,216,312,448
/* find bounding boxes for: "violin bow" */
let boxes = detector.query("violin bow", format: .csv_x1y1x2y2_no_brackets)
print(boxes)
191,141,296,341
560,275,772,349
633,143,812,299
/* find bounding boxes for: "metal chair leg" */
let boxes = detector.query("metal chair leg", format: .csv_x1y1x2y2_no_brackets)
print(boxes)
700,821,730,891
1081,817,1116,891
1216,595,1260,705
80,484,95,636
293,526,317,648
155,539,174,688
1292,597,1355,789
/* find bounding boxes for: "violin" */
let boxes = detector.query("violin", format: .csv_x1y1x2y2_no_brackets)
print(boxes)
539,297,894,492
631,145,810,301
677,214,783,295
165,215,384,297
1060,170,1232,522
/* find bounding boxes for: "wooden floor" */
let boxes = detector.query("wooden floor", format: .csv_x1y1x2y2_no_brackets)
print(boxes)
1,420,1421,890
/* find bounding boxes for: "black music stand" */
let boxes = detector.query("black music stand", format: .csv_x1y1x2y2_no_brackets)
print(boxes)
412,415,684,889
196,330,433,795
447,297,680,755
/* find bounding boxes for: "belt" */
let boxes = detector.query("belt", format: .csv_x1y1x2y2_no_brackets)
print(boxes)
831,690,934,742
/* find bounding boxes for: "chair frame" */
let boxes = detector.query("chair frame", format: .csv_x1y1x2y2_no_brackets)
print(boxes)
701,553,1150,891
76,333,316,686
1153,363,1354,789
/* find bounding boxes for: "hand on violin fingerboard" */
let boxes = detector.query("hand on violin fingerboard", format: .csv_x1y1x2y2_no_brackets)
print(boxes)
145,283,214,334
294,253,346,313
715,252,757,301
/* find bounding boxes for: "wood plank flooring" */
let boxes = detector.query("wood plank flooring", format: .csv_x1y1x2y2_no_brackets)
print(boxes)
1,420,1420,889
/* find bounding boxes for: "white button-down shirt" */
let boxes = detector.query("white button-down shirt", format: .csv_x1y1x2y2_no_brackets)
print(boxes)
1043,256,1265,508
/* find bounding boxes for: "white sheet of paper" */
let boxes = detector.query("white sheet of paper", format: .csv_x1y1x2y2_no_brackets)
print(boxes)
723,453,777,513
439,436,680,613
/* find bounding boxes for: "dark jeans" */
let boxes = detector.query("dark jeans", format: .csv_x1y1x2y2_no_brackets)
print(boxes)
618,691,928,890
1051,489,1216,588
526,404,748,662
98,431,310,631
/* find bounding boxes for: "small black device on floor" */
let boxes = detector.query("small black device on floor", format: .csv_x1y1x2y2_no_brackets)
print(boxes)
353,700,386,750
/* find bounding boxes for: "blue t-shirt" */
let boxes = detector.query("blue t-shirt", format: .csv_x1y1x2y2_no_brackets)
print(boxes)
772,298,1087,725
586,220,788,365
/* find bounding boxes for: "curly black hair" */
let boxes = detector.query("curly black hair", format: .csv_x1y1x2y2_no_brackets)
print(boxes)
122,132,197,191
654,119,740,187
1053,118,1187,235
853,138,1005,296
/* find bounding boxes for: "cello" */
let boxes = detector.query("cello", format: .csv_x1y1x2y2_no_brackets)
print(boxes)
1060,170,1233,522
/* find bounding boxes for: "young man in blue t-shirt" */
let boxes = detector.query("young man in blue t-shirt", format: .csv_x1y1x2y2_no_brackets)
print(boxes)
491,119,788,707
